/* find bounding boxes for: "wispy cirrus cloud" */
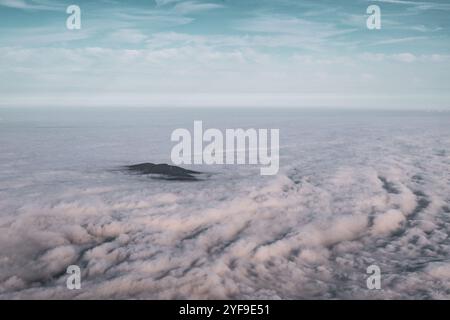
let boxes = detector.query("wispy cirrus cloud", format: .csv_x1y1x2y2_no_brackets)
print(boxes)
371,0,450,11
368,36,428,46
174,1,224,14
155,0,182,6
154,0,225,14
0,0,63,11
234,14,357,52
0,0,449,107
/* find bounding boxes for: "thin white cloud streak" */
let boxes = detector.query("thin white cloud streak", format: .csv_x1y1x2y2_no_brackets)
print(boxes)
235,14,356,37
0,0,63,11
155,0,183,6
174,1,224,14
371,0,450,11
368,36,429,46
107,29,148,44
233,15,358,52
0,27,92,46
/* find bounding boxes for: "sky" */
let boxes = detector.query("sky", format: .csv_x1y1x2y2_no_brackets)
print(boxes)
0,0,450,108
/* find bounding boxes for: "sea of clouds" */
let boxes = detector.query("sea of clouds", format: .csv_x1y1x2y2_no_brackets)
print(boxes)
0,108,449,299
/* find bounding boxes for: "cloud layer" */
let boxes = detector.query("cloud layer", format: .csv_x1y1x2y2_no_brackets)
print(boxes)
0,108,449,299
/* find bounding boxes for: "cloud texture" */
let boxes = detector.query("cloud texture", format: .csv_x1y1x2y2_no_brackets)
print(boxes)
0,108,449,299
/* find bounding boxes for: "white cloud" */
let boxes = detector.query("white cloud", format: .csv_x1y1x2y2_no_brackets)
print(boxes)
369,37,428,47
155,0,183,6
0,0,62,11
1,119,450,298
0,45,449,108
358,52,450,64
108,29,148,44
371,0,450,11
372,209,406,235
392,52,417,63
174,1,224,14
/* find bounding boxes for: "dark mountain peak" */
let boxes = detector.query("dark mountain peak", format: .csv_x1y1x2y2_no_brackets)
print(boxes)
125,163,202,181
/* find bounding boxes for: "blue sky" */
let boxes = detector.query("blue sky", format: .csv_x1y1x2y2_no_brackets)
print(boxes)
1,0,450,108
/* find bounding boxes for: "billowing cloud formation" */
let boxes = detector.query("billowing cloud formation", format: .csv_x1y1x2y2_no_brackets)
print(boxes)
0,109,449,299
